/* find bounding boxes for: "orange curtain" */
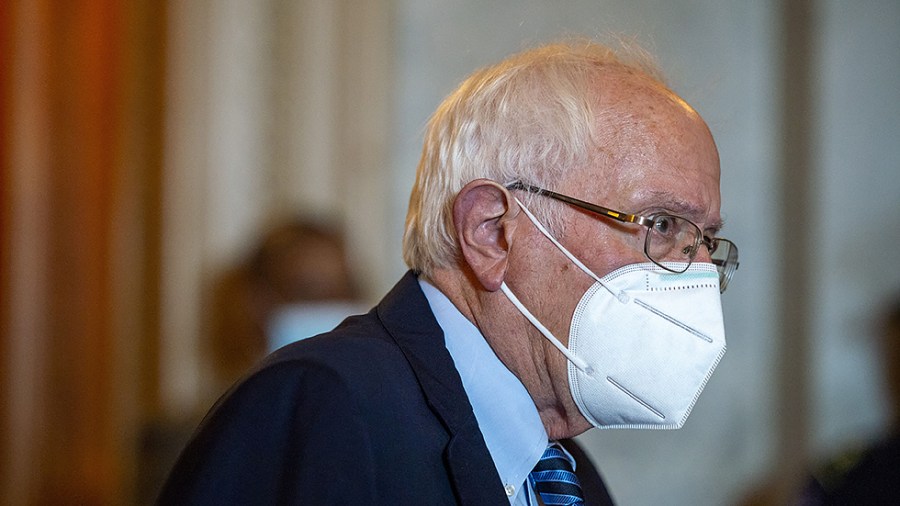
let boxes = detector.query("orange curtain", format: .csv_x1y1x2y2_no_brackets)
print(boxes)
1,2,165,504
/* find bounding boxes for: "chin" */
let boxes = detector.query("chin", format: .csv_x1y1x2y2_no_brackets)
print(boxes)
545,412,593,440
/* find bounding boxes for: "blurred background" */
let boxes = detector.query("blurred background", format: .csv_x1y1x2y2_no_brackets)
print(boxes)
2,0,899,504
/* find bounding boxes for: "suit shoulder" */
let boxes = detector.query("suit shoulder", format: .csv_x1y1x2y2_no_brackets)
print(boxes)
261,313,408,378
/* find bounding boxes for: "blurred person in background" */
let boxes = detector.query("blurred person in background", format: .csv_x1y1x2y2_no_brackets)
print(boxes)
140,219,362,504
796,294,900,504
158,39,739,505
207,218,362,391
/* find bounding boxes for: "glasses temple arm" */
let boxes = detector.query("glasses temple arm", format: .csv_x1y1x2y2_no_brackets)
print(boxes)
506,181,645,225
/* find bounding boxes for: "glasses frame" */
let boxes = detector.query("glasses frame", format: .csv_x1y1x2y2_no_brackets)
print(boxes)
506,181,739,291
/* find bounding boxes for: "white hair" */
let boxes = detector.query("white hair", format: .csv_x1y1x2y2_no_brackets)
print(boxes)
402,39,665,278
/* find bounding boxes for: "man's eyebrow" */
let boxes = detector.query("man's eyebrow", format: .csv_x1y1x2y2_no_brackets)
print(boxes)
633,190,724,234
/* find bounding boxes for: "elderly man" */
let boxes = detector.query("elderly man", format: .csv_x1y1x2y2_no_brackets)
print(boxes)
158,40,738,506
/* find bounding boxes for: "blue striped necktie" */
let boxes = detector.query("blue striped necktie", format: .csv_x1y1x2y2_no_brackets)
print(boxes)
529,442,585,505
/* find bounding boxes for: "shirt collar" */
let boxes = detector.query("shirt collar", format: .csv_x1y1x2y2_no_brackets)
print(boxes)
419,279,548,503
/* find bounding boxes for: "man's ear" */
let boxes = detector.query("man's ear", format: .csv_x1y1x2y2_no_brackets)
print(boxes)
453,179,519,292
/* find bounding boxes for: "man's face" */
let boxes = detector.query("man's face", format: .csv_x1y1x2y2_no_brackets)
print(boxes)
504,72,723,436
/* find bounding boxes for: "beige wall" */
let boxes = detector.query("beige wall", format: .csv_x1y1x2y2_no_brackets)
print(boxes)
162,0,394,413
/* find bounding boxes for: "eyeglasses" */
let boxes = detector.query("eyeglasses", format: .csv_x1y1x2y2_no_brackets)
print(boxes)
506,181,739,292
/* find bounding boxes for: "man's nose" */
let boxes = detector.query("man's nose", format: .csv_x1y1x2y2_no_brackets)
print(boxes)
695,243,713,264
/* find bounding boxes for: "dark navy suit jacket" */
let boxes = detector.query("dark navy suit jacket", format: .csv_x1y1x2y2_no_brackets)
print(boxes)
157,271,613,505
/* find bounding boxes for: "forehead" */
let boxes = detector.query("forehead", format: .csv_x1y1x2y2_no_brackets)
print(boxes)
574,73,722,229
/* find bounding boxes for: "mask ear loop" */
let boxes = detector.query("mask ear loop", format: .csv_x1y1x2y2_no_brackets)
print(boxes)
512,197,628,303
498,196,620,376
499,282,593,375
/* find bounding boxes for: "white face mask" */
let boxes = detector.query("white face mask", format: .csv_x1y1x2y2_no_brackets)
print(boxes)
500,198,726,429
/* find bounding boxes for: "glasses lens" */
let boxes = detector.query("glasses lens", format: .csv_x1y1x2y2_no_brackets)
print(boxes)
644,215,702,274
710,238,739,293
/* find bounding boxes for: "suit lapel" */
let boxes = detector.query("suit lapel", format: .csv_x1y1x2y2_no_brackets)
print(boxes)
376,272,508,505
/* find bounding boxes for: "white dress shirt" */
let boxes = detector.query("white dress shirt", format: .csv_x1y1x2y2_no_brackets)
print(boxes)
419,279,550,505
